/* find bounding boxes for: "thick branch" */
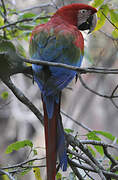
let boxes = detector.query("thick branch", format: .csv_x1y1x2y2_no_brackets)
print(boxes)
2,77,44,125
68,158,84,180
23,57,118,74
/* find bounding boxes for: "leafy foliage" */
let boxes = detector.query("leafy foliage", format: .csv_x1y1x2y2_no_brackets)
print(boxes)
87,131,104,155
5,140,33,154
92,0,118,38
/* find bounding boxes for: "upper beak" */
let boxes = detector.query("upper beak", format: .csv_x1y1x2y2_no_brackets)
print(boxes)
88,13,97,34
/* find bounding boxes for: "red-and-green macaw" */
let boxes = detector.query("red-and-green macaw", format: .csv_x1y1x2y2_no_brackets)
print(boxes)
29,3,97,180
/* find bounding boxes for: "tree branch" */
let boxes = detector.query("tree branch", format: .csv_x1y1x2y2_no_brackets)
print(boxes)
68,158,118,179
0,16,51,30
66,134,106,180
23,57,118,75
102,11,118,31
2,77,44,125
19,3,55,13
61,110,92,132
68,158,84,180
0,169,15,180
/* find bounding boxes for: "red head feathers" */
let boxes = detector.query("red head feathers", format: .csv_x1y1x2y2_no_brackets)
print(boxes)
52,3,97,32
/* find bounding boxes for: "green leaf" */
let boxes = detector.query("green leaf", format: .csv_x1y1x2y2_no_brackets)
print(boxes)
112,29,118,38
33,149,38,156
94,131,116,141
87,131,104,156
87,131,101,141
94,4,109,31
18,24,34,30
20,167,32,176
87,145,96,157
92,0,104,8
109,9,118,24
5,140,33,154
0,16,4,26
64,128,74,134
18,12,36,20
56,172,62,180
1,92,9,99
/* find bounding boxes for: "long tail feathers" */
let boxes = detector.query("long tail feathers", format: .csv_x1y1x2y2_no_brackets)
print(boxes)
42,93,67,180
57,114,67,171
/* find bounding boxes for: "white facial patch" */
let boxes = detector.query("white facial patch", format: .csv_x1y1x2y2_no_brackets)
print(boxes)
77,9,92,27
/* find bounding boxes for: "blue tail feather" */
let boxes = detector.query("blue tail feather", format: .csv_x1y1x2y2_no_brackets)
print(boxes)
57,114,67,171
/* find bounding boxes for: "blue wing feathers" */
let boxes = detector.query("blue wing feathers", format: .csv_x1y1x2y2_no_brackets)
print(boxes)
31,29,83,172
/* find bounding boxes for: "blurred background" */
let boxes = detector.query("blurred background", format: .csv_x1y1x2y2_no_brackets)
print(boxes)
0,0,118,179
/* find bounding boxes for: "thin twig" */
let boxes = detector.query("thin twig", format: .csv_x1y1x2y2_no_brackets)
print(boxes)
99,30,118,41
20,3,54,12
80,140,118,150
61,110,92,132
0,16,51,30
1,157,45,170
103,147,117,165
50,0,58,9
78,74,118,99
1,0,7,37
0,169,15,180
102,11,118,30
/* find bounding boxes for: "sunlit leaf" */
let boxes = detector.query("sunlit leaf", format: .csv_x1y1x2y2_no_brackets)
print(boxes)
64,128,74,134
87,131,104,156
56,172,62,180
33,168,42,180
5,140,33,154
112,29,118,38
109,9,118,24
94,4,109,31
92,0,104,8
0,16,4,26
94,131,116,141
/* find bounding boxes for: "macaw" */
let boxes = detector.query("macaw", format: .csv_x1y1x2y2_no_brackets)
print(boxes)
29,3,97,180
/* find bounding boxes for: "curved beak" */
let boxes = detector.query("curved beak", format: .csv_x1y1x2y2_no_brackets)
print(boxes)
88,13,97,34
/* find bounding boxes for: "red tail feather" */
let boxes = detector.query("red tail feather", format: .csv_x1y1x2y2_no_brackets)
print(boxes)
42,95,60,180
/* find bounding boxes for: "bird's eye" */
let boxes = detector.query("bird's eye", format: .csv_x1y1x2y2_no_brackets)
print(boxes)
80,9,87,14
